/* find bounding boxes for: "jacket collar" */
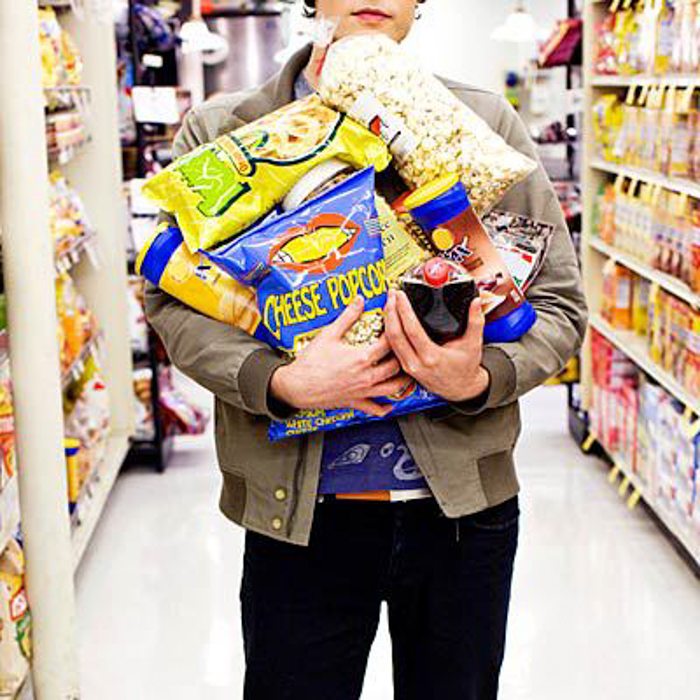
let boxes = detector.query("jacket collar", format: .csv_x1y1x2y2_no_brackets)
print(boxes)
233,44,313,122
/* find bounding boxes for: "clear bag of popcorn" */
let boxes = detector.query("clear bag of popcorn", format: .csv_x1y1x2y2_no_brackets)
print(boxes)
319,34,538,215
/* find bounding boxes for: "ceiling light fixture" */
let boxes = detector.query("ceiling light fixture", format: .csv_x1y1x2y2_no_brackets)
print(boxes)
491,1,541,43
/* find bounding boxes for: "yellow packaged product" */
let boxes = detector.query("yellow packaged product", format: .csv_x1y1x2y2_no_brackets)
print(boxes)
374,196,429,283
141,95,391,252
592,94,623,162
0,539,31,696
136,222,261,334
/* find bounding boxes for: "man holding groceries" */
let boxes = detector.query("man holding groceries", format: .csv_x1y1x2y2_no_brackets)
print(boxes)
146,1,588,698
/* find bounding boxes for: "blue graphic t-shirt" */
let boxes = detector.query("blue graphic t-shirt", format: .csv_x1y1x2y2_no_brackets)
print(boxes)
293,71,429,498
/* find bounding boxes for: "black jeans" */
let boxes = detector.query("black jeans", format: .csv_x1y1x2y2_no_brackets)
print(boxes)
241,496,519,700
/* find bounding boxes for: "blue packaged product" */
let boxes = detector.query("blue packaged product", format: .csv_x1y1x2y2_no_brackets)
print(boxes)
203,168,444,440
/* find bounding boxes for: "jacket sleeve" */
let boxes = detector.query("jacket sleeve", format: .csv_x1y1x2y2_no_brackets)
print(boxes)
143,109,292,420
454,95,588,414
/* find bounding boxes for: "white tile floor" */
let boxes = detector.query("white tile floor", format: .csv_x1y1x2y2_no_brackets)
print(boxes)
76,386,700,700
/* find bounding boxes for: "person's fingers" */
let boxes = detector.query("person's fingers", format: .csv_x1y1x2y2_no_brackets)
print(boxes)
324,296,365,340
364,334,392,364
367,375,415,399
384,292,421,375
452,297,485,349
348,399,394,418
394,290,438,358
369,356,402,384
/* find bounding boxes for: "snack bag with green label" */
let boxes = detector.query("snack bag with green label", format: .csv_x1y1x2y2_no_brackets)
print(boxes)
142,95,391,253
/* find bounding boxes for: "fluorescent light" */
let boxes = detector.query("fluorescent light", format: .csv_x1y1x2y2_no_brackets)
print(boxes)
491,2,540,43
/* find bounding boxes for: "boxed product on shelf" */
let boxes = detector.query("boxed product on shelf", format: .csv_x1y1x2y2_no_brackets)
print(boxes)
590,330,640,473
651,392,699,529
591,330,700,540
0,537,31,697
647,285,700,395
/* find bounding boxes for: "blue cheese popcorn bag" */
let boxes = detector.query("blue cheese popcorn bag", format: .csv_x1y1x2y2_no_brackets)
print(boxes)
203,168,444,440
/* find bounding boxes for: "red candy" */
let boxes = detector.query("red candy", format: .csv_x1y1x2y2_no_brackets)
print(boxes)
423,257,451,287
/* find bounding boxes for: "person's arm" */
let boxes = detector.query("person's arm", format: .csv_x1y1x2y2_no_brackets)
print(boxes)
143,109,293,420
453,94,588,413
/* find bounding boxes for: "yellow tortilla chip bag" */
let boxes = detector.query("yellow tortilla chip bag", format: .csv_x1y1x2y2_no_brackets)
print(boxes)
142,95,392,252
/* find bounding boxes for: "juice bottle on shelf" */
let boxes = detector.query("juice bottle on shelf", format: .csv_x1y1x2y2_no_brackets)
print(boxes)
599,184,617,244
670,86,693,178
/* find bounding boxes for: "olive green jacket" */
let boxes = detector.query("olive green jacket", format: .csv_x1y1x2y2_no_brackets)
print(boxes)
145,45,588,545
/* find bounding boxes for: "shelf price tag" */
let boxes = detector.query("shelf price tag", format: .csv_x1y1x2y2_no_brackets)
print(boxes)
637,84,650,105
609,0,622,13
608,465,620,483
627,489,642,510
582,433,596,453
618,475,630,497
625,86,637,106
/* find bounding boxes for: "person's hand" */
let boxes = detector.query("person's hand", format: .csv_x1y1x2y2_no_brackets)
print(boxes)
269,297,411,418
384,289,490,403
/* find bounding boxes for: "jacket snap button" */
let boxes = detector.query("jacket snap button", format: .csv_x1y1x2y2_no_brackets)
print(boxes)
271,517,283,531
274,488,287,502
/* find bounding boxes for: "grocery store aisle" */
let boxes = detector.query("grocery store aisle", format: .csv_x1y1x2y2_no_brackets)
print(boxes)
76,386,700,700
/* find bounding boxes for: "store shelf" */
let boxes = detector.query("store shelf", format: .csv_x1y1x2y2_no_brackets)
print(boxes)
61,332,102,391
71,432,129,569
590,159,700,199
590,75,700,88
592,438,700,566
589,315,700,415
39,0,74,7
44,85,91,111
588,237,700,308
54,229,96,276
47,137,91,167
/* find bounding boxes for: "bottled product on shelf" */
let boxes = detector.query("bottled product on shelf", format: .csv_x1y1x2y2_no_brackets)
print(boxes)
594,180,700,292
0,537,31,697
590,330,700,557
600,261,700,398
592,88,700,180
593,0,700,77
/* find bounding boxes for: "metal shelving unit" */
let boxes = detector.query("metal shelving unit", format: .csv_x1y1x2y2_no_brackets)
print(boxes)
0,2,135,696
580,0,700,567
